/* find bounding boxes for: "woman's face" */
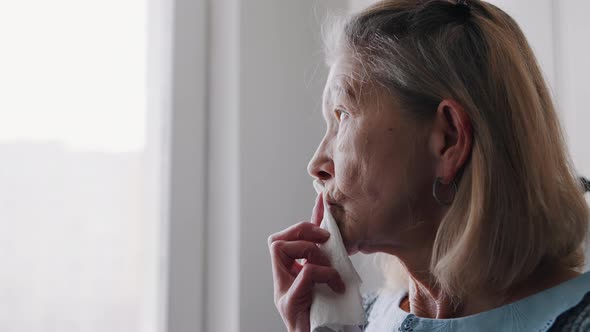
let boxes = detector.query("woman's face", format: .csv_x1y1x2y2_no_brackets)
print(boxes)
308,58,439,255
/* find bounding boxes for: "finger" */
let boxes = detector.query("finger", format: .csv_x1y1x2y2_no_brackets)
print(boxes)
289,264,346,297
270,242,297,293
274,240,331,268
311,192,324,226
269,239,329,293
268,221,329,246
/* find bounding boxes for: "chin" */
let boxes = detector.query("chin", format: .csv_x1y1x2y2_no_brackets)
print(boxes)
342,238,360,255
357,246,379,255
333,212,361,255
345,246,359,256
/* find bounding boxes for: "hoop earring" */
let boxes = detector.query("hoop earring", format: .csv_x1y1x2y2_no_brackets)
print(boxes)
432,177,458,206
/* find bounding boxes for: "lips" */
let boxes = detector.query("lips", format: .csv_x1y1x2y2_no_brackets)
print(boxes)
325,198,344,222
313,180,342,207
325,199,341,208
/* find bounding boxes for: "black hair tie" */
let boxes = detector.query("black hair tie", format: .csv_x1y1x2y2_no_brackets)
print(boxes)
451,0,471,20
456,0,470,8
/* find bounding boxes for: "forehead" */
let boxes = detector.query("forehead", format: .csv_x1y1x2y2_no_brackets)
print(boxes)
321,59,406,124
323,60,360,105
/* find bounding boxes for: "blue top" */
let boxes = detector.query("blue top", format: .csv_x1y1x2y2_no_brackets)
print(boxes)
361,270,590,332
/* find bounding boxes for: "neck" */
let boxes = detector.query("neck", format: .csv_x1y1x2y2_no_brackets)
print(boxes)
396,249,466,319
396,255,581,319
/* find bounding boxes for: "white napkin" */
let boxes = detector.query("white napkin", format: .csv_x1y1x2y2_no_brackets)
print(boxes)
310,182,365,332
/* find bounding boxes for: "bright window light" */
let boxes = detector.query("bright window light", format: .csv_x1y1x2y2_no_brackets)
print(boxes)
0,0,146,152
0,1,161,332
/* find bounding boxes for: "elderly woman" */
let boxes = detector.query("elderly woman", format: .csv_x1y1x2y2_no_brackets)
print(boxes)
268,0,590,331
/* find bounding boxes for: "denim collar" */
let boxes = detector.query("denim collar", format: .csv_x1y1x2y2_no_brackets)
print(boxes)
384,270,590,332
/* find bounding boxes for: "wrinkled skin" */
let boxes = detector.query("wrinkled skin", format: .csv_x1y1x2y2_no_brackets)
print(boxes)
305,59,441,257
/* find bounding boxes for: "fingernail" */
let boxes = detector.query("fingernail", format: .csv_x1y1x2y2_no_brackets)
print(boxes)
318,228,330,237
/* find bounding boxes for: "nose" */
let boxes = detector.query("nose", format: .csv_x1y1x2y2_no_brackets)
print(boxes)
307,140,334,182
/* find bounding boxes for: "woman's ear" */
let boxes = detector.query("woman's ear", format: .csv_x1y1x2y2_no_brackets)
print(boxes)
429,99,472,183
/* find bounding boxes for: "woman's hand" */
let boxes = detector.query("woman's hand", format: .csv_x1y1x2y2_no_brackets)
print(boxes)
268,193,346,332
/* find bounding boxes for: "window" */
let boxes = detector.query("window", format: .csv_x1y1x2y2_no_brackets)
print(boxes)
0,1,163,331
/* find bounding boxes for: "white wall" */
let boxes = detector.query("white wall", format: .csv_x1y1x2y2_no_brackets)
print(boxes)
206,0,240,331
204,1,348,331
165,0,207,331
348,0,376,13
555,0,590,177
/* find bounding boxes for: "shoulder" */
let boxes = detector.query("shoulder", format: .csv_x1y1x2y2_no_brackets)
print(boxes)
548,291,590,331
498,271,590,331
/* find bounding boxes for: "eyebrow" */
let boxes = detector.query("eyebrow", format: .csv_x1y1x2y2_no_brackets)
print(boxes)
332,80,358,104
322,76,359,120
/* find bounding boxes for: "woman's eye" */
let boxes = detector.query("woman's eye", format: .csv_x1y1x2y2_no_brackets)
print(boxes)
335,109,349,121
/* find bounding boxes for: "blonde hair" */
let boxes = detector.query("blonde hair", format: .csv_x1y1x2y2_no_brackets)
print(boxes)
323,0,590,298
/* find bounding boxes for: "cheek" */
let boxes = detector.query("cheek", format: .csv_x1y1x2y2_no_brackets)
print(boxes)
330,123,398,249
371,129,423,200
332,145,362,201
335,121,422,211
332,122,378,201
370,126,435,222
